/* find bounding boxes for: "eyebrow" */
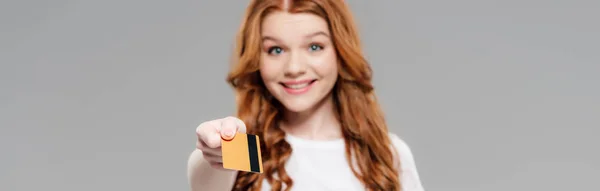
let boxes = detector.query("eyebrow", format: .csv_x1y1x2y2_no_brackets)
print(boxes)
262,31,330,42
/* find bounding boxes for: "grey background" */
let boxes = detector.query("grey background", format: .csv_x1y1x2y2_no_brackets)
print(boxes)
1,0,598,190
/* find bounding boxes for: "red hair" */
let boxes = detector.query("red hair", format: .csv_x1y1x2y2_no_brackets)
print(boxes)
226,0,401,190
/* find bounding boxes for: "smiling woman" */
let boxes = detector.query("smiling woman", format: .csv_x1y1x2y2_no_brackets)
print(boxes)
187,0,425,191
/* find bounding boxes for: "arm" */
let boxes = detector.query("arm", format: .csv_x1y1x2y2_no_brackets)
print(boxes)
187,149,238,191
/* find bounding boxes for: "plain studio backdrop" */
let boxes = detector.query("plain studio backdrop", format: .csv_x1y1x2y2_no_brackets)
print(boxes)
1,0,598,190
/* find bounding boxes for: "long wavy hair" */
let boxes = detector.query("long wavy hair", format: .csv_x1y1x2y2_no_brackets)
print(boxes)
226,0,401,190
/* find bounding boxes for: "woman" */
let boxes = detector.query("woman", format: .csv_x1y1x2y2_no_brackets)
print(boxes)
187,0,425,190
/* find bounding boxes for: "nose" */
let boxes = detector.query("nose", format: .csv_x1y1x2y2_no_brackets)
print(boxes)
284,51,307,77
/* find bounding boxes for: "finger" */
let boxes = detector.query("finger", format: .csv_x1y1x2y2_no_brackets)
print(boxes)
196,120,222,148
210,162,224,169
197,140,222,156
231,117,247,134
220,117,239,140
196,120,215,143
202,152,223,163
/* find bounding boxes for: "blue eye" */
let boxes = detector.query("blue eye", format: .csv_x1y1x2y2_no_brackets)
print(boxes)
309,44,323,51
268,47,284,55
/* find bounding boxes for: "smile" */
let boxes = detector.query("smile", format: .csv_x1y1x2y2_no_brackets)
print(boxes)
280,79,317,95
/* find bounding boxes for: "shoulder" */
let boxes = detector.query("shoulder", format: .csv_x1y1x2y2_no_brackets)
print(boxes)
387,132,426,191
387,132,416,165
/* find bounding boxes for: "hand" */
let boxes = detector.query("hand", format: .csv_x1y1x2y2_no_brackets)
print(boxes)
195,116,247,169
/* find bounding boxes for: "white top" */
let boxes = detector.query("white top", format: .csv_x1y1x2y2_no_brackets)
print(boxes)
260,133,425,191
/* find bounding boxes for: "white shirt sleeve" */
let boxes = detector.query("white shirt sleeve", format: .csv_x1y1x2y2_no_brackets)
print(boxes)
389,133,426,191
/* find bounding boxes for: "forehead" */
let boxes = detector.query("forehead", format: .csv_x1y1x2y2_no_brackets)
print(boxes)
261,11,329,38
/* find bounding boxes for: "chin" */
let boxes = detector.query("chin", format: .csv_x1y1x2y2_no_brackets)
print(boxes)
280,100,315,113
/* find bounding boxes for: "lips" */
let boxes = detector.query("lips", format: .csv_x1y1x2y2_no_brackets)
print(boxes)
281,80,316,89
280,79,317,95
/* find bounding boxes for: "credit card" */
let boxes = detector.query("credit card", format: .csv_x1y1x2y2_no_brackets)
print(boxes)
221,132,263,173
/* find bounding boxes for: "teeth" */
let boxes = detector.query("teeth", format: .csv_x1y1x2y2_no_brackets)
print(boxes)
286,83,310,89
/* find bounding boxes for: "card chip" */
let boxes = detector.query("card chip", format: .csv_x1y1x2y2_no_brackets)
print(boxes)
221,133,263,173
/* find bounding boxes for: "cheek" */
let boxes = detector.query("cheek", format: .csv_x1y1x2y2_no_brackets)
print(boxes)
259,57,281,83
311,51,338,79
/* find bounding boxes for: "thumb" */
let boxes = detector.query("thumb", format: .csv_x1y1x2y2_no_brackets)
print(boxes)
220,116,245,140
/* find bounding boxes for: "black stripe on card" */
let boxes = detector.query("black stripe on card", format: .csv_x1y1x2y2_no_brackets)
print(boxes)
247,134,260,173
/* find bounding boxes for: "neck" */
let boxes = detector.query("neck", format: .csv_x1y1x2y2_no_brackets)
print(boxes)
280,93,342,141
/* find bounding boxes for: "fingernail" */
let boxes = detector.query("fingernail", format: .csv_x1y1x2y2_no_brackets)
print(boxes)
225,131,234,137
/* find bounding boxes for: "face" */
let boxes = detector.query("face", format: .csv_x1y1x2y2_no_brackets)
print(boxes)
259,11,338,113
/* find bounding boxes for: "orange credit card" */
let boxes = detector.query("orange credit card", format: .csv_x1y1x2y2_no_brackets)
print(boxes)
221,132,263,173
